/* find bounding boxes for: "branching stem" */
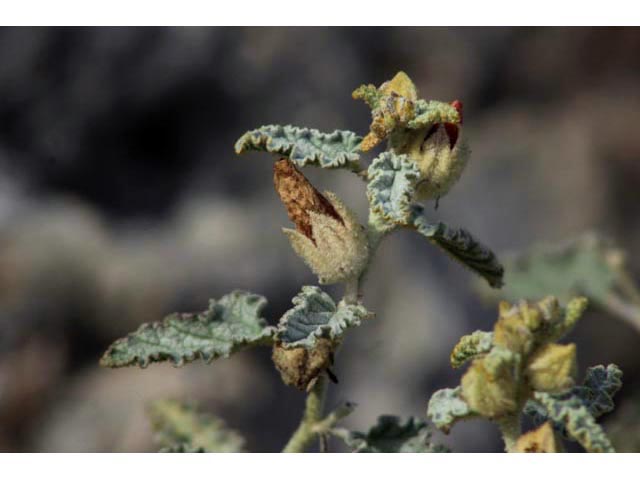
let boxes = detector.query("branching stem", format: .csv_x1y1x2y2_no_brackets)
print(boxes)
282,215,387,452
282,376,328,453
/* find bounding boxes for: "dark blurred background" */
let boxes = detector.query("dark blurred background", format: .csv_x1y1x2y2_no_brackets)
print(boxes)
0,27,639,452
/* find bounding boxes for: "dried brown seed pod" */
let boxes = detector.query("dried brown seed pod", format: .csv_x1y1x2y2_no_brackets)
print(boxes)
273,158,343,243
272,338,334,391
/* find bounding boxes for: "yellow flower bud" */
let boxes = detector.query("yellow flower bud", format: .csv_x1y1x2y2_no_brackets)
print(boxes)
461,347,520,418
493,301,536,357
526,343,577,393
514,422,560,453
399,115,470,201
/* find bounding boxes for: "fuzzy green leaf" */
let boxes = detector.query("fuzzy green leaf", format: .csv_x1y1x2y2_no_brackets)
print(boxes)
577,364,623,417
427,387,475,434
411,206,504,288
149,400,245,453
406,99,461,130
335,416,448,453
276,286,371,348
450,330,494,369
532,392,615,453
235,125,362,170
479,234,620,304
525,365,622,453
100,291,275,368
366,152,420,229
526,364,623,426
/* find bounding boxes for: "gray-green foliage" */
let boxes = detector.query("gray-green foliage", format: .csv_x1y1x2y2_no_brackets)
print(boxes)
426,387,474,434
366,152,420,229
449,330,494,369
411,206,504,288
532,392,615,453
364,152,503,288
525,364,623,452
100,291,275,368
99,71,611,454
150,400,245,453
333,416,448,453
235,125,362,171
275,286,371,348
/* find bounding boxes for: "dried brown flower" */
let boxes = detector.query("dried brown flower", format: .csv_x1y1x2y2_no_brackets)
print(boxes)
273,158,343,243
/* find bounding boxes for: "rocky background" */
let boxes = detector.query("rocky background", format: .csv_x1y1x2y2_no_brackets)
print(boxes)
0,27,639,452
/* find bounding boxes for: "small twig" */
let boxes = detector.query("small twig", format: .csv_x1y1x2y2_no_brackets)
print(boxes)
312,402,357,435
599,293,640,334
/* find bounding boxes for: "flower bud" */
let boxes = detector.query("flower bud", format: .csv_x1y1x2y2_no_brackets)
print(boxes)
514,422,560,453
525,343,577,393
272,338,333,391
353,71,418,152
274,158,369,284
398,100,469,201
493,301,537,357
461,346,520,418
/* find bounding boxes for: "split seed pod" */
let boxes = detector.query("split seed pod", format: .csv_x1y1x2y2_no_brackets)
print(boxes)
274,158,369,284
272,338,334,391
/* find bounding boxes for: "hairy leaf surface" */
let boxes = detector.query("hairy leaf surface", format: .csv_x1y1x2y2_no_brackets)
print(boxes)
411,206,504,288
366,152,420,229
276,286,371,348
235,125,362,170
100,291,275,368
427,387,474,434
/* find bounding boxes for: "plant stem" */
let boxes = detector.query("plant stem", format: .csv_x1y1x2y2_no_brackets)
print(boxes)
600,293,640,334
282,376,328,453
496,414,522,453
282,215,387,452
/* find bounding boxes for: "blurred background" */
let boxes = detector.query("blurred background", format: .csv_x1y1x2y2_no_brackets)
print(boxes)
0,27,639,452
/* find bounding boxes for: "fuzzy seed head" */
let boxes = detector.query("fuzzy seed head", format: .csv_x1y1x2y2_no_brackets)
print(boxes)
283,191,369,284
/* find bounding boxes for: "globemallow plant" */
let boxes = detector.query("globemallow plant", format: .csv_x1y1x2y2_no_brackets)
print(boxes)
100,72,622,453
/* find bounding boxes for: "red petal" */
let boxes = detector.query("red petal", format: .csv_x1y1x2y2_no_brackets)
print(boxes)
444,123,459,150
450,100,463,124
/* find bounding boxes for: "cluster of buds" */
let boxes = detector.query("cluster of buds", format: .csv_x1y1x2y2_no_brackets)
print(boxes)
354,71,469,202
273,158,369,285
459,296,587,419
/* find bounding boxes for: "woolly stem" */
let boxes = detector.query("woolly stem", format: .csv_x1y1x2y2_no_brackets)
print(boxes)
282,376,328,453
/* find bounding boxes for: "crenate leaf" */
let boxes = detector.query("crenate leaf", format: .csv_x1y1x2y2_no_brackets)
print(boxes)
276,286,371,348
149,400,245,453
532,392,615,453
235,125,362,170
450,330,493,369
524,365,622,453
336,416,448,453
577,364,623,418
366,152,420,230
410,205,504,288
526,364,623,426
100,291,275,368
427,387,474,434
406,99,461,130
